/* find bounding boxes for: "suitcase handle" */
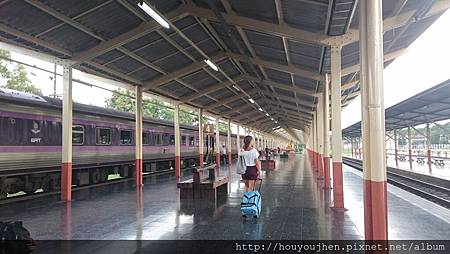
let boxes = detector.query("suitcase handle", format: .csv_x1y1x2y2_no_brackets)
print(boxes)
254,178,262,192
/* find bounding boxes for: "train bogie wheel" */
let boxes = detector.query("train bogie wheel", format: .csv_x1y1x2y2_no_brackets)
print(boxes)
90,168,101,184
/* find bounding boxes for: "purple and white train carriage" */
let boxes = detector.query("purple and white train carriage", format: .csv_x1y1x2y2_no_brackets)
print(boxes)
0,88,241,198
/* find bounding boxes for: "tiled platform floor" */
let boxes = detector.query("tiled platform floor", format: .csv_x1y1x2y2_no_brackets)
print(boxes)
0,154,449,241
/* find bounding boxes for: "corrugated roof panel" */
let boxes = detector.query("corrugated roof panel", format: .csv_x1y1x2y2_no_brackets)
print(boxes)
92,49,125,65
76,1,142,39
134,39,178,62
0,0,61,36
143,0,182,13
283,0,328,32
40,24,100,53
229,0,278,24
290,53,321,71
264,68,291,84
209,88,235,100
131,66,162,81
159,80,184,91
274,88,295,97
293,75,317,91
40,0,108,18
192,95,215,106
153,52,193,72
122,31,162,51
106,55,144,74
254,46,287,65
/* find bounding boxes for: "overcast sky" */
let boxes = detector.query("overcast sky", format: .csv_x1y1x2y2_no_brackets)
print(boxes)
3,10,450,131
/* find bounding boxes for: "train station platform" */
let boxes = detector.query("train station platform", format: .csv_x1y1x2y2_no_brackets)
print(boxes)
1,155,449,247
385,157,450,181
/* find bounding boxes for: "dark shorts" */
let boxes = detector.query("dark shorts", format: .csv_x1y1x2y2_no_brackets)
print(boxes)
242,166,258,180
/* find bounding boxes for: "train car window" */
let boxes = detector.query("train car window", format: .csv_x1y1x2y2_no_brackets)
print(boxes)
163,133,170,145
169,135,175,145
143,132,150,145
96,128,111,145
72,125,84,145
189,136,195,146
154,133,162,145
120,130,133,145
181,136,186,145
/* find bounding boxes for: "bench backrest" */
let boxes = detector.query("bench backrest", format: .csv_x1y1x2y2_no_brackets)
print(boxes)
192,164,216,184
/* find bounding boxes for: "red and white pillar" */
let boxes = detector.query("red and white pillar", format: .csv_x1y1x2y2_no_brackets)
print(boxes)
323,73,331,189
198,108,204,166
394,129,398,167
215,118,221,169
236,125,241,154
61,65,73,202
426,123,432,168
135,86,143,187
227,120,232,165
317,93,324,178
360,0,388,240
174,103,181,180
330,44,344,209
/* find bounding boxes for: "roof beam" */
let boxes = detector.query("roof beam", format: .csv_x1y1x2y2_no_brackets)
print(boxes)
243,75,318,98
226,52,322,81
180,75,244,102
182,4,331,46
337,0,450,46
204,93,247,110
341,48,407,76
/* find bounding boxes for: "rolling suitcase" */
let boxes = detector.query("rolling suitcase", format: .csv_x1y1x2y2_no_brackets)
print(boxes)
241,179,262,218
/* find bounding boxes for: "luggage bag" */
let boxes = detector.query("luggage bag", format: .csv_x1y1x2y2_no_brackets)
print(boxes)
240,179,262,218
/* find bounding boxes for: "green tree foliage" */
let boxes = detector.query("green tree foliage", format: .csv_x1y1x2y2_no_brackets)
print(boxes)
105,88,196,125
0,49,43,96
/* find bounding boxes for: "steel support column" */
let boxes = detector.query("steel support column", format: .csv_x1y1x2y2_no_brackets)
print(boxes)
215,118,221,169
360,0,388,240
426,123,432,169
174,104,181,180
408,127,413,168
198,108,204,166
236,125,241,153
227,120,232,165
330,45,344,209
323,73,331,189
135,86,143,187
61,65,73,202
394,129,398,167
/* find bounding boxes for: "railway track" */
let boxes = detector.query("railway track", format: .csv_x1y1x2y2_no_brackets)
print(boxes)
0,167,188,205
343,157,450,209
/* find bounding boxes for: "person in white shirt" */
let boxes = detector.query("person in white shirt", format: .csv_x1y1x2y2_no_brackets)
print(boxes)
241,136,261,192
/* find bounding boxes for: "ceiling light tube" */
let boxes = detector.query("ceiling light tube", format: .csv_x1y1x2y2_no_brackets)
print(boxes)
258,107,263,111
204,59,219,71
138,2,170,29
265,113,270,117
249,98,255,104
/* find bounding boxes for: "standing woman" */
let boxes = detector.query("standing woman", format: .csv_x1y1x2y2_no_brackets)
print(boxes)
241,136,261,192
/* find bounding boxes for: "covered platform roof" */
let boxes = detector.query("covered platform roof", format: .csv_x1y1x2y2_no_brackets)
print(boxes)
342,79,450,137
1,0,449,140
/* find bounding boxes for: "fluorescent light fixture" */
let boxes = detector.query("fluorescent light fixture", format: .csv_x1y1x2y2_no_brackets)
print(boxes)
270,118,274,121
265,113,270,117
275,120,278,123
232,85,240,91
204,59,219,71
258,107,263,111
138,2,170,29
249,98,255,104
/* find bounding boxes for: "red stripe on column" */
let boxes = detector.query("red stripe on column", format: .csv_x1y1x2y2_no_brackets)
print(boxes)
317,154,324,178
332,162,344,208
323,157,330,189
61,162,72,201
135,159,143,186
228,152,232,165
215,153,220,168
408,149,412,161
364,179,388,240
199,153,204,166
427,149,432,165
175,156,181,180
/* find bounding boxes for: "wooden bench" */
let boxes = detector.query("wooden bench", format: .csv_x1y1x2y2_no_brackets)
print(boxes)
177,164,229,200
397,155,406,161
417,157,426,164
434,159,445,167
260,159,276,170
